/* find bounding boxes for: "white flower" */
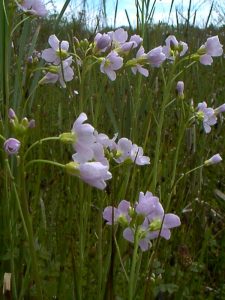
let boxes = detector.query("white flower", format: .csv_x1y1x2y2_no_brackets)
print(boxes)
40,57,74,88
17,0,48,17
42,35,69,65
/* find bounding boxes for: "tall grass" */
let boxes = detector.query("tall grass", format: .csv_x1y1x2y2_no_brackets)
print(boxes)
0,0,225,299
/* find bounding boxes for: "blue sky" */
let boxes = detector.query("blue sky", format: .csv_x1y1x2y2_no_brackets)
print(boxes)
49,0,219,27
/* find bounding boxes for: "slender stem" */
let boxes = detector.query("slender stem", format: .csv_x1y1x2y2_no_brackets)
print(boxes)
10,15,31,37
128,230,139,300
25,159,65,170
0,134,6,141
170,119,189,190
171,164,205,197
5,159,28,239
114,235,129,282
19,159,43,299
151,67,173,192
24,137,60,159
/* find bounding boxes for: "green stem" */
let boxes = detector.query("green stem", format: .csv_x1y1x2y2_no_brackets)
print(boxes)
25,159,65,170
19,159,43,299
128,230,139,300
0,134,6,141
114,235,129,282
170,119,189,190
171,164,205,197
24,137,60,159
150,67,173,192
5,159,28,239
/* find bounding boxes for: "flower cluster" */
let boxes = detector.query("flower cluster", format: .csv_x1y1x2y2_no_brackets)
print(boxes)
162,35,188,60
17,0,48,17
197,36,223,65
39,29,223,86
196,101,225,133
103,191,181,251
40,35,74,88
2,108,35,156
93,28,166,80
61,113,150,189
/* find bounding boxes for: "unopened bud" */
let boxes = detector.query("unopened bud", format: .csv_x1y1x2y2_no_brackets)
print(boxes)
204,154,222,166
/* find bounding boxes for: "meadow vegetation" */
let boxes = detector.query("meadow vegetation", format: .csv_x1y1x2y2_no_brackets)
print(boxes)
0,1,225,299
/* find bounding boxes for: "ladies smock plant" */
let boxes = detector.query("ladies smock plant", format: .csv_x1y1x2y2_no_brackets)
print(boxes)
4,138,21,155
41,35,70,64
59,113,150,188
40,57,74,88
197,36,223,65
100,51,123,81
103,191,181,251
38,30,223,86
16,0,48,17
196,101,225,133
2,6,225,298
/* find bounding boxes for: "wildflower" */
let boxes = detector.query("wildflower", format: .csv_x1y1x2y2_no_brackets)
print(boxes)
119,41,137,54
204,154,222,166
42,35,69,64
66,161,112,190
4,138,21,155
176,81,184,99
135,192,163,216
100,51,123,81
131,46,149,77
214,104,225,115
70,113,96,163
197,102,217,133
123,223,152,251
28,119,36,128
94,33,111,52
198,36,223,65
108,28,128,46
40,56,74,88
113,138,150,166
94,131,118,149
114,138,133,163
103,200,131,225
103,191,181,251
130,144,150,165
129,34,143,48
146,46,166,67
17,0,48,17
163,35,188,59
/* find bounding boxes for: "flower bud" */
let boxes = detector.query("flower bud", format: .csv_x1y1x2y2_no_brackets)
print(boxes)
204,154,222,166
176,81,184,99
73,36,80,47
28,119,36,128
4,138,21,155
8,108,16,120
21,117,29,128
